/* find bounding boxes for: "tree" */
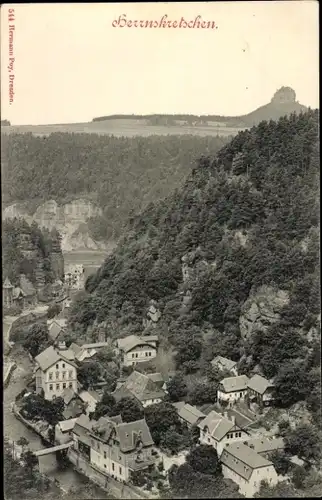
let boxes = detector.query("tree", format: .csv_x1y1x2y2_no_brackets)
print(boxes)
145,402,182,445
47,303,62,319
91,391,116,420
292,465,307,489
111,397,144,423
17,436,29,452
285,423,321,463
78,362,102,390
270,450,291,475
274,361,315,407
187,382,218,406
167,373,188,402
255,480,301,498
21,450,38,473
160,429,186,454
186,445,222,476
23,323,49,358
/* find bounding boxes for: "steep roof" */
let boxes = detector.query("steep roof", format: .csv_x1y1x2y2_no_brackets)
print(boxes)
117,335,158,353
58,418,78,433
219,375,249,393
62,387,77,405
198,410,237,442
178,404,205,426
116,419,154,452
211,356,237,371
74,414,154,452
116,370,165,402
247,374,275,395
220,442,273,480
48,320,65,341
3,277,13,289
34,345,77,371
243,437,284,454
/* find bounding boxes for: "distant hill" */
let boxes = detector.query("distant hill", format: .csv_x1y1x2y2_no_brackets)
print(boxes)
92,87,308,128
1,87,308,137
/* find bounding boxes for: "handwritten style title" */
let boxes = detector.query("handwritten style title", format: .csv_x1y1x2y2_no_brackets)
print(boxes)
8,8,15,105
112,14,218,30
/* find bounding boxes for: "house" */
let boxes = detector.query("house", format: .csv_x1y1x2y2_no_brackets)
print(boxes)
147,371,175,393
218,375,249,405
63,342,97,363
211,356,238,376
61,387,86,419
174,403,206,429
198,410,250,457
48,320,66,344
243,437,285,459
34,346,78,400
247,375,276,407
113,371,165,408
220,442,278,497
72,413,157,482
55,418,78,444
64,264,85,290
116,335,158,367
78,389,101,415
3,275,37,310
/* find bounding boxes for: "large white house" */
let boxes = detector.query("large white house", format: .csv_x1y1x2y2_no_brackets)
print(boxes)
116,335,158,367
72,413,158,482
217,375,249,405
34,346,78,400
220,442,278,497
198,410,250,457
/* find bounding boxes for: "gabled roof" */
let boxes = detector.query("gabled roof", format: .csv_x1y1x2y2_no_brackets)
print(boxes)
74,413,154,452
78,390,100,405
58,418,78,433
178,404,205,426
219,375,249,393
243,437,284,454
115,371,165,402
117,335,158,353
34,346,77,371
62,387,77,405
247,375,275,395
198,410,239,442
48,320,66,341
211,356,237,371
220,442,273,480
3,277,13,289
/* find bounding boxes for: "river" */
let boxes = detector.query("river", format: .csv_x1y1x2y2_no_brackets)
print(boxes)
4,346,110,497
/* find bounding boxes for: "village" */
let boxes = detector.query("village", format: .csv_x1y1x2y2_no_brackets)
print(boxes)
3,261,309,499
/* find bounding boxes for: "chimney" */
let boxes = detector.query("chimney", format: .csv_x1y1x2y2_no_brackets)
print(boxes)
58,341,66,350
231,415,236,425
224,411,228,419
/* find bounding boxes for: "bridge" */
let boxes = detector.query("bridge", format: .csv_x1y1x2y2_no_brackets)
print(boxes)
34,442,73,457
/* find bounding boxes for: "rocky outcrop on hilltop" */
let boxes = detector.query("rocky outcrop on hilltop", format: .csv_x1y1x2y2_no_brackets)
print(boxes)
239,285,290,339
3,198,109,252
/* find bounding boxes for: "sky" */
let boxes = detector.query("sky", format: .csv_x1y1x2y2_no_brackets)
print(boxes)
1,1,319,125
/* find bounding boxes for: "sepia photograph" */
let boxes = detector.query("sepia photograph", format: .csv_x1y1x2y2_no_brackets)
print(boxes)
1,2,320,499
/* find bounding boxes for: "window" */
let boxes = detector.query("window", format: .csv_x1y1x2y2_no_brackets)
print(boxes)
49,372,53,380
69,382,73,389
104,452,107,459
62,372,66,379
238,432,242,437
145,352,148,356
56,372,59,379
235,433,238,437
240,392,243,397
49,384,53,391
148,352,151,356
56,364,59,369
69,370,73,378
62,363,65,368
104,464,106,468
112,463,115,471
56,383,60,390
135,353,138,358
119,466,122,475
132,353,135,358
208,438,211,443
63,383,66,389
132,362,135,365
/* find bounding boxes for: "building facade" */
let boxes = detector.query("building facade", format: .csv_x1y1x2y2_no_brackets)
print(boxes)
217,375,249,405
116,335,158,367
220,442,278,497
34,346,78,400
72,414,158,482
198,410,250,457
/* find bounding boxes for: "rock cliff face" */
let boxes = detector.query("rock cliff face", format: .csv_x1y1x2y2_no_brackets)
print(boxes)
3,198,109,252
239,285,290,339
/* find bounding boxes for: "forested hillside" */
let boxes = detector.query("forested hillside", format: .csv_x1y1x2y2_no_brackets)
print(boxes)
2,218,63,287
69,110,320,418
1,133,228,240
